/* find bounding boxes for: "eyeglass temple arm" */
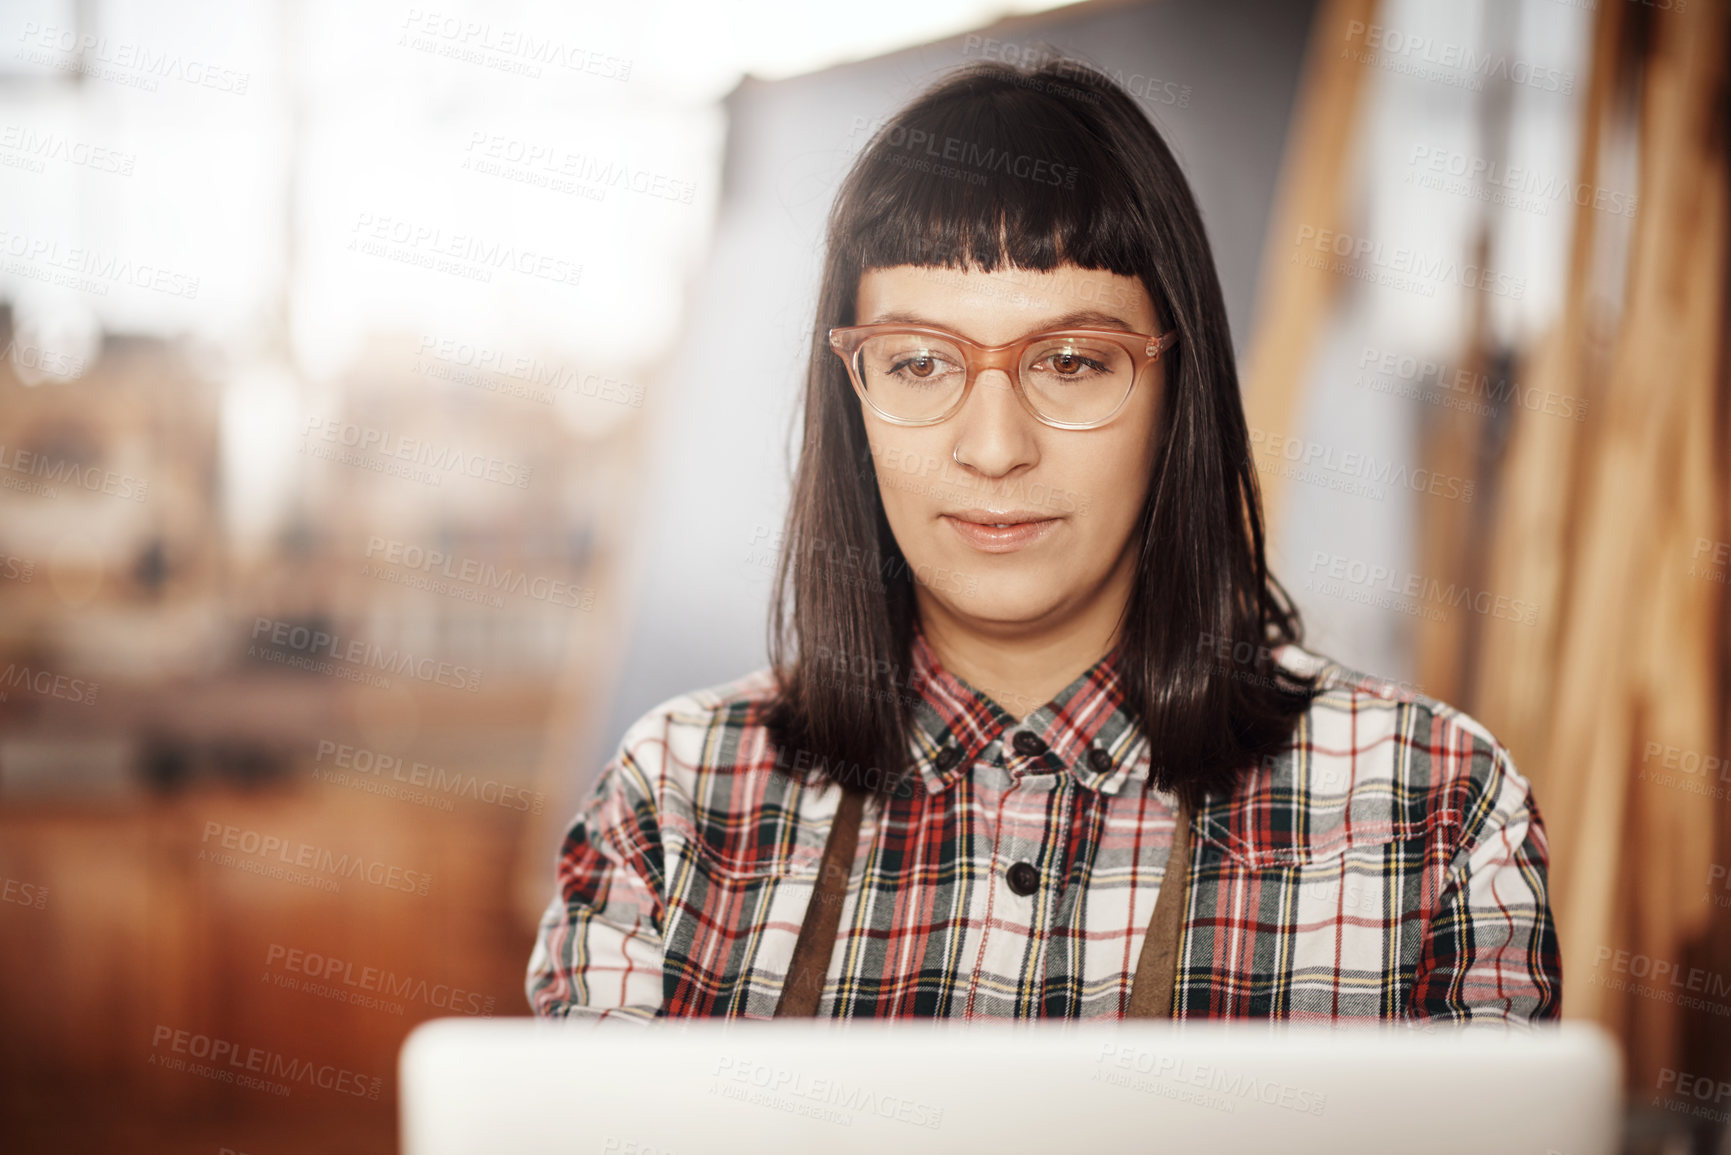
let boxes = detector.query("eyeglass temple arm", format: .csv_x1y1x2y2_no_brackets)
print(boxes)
1145,331,1179,358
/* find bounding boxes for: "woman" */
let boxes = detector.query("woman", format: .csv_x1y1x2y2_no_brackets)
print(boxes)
527,58,1561,1023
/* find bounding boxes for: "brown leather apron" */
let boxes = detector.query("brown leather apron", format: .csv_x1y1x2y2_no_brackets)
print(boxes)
772,788,1194,1018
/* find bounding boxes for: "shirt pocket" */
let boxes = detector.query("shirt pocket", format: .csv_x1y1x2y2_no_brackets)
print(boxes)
1199,813,1447,870
1192,803,1458,1015
661,803,823,882
659,832,831,1017
1197,796,1456,923
1194,757,1459,871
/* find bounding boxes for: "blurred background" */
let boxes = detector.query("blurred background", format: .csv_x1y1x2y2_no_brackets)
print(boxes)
0,0,1725,1151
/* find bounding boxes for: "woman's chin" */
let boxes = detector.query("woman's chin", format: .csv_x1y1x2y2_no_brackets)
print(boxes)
918,581,1070,630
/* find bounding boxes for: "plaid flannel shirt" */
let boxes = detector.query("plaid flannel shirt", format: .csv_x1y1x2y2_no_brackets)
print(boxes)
527,629,1561,1022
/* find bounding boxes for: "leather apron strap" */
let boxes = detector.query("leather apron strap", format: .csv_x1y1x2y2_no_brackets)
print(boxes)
773,787,1194,1019
772,787,867,1018
1124,795,1193,1018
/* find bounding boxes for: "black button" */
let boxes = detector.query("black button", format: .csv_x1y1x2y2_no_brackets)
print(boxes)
934,746,962,770
1006,861,1040,896
1087,747,1114,773
1011,731,1047,757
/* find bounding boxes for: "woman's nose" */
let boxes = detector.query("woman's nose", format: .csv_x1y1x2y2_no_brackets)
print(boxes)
949,367,1039,475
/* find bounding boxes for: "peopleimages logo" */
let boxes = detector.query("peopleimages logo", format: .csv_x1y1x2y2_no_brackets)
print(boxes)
711,1057,944,1130
301,416,532,489
0,124,136,175
1250,427,1475,503
414,335,645,407
314,739,546,814
0,438,149,501
866,443,1091,515
16,22,253,95
265,943,496,1016
1094,1043,1328,1117
0,661,98,705
397,9,632,81
200,820,434,896
363,536,595,610
1356,344,1587,422
1638,740,1730,802
1341,20,1574,95
149,1024,381,1100
1292,225,1526,299
770,741,918,800
1306,550,1538,627
1406,144,1636,219
249,616,483,691
1590,947,1731,1015
2,876,48,910
462,131,695,204
960,36,1193,109
0,227,200,299
1692,538,1731,584
878,124,1078,188
1656,1067,1731,1122
347,213,582,288
2,337,87,380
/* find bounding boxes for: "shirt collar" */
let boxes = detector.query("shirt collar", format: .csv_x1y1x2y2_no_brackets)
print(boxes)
903,623,1151,797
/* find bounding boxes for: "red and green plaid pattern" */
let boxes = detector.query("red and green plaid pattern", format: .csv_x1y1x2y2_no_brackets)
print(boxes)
527,630,1561,1022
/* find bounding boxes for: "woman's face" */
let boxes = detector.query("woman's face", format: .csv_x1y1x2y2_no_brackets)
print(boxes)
852,262,1165,639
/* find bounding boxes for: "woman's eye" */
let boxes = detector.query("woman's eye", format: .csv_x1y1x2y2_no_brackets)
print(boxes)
1038,351,1104,376
892,353,954,379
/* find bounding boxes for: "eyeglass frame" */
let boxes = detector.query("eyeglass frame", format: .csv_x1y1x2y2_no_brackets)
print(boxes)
827,321,1179,430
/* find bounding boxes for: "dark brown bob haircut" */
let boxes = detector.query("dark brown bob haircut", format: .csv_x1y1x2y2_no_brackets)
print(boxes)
762,57,1319,812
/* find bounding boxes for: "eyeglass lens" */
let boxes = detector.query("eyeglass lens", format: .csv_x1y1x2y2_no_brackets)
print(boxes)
854,331,1136,423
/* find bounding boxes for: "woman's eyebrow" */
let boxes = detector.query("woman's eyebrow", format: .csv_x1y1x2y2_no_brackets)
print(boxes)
862,308,1139,333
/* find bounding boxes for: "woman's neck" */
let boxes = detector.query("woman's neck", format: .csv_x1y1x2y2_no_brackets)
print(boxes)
913,551,1135,722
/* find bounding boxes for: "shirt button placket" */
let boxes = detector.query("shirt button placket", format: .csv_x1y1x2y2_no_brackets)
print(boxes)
1005,732,1051,899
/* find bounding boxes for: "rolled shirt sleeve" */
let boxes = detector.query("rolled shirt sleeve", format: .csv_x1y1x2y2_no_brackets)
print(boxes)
526,744,668,1022
1408,742,1563,1024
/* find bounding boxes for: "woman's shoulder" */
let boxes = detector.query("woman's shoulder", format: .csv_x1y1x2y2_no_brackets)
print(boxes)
1197,642,1539,867
1273,641,1515,760
608,665,785,778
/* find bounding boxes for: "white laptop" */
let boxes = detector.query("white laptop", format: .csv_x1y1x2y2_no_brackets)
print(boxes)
400,1017,1621,1155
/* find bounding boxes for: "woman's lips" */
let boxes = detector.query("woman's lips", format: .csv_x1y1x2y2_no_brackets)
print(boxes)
941,514,1060,553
